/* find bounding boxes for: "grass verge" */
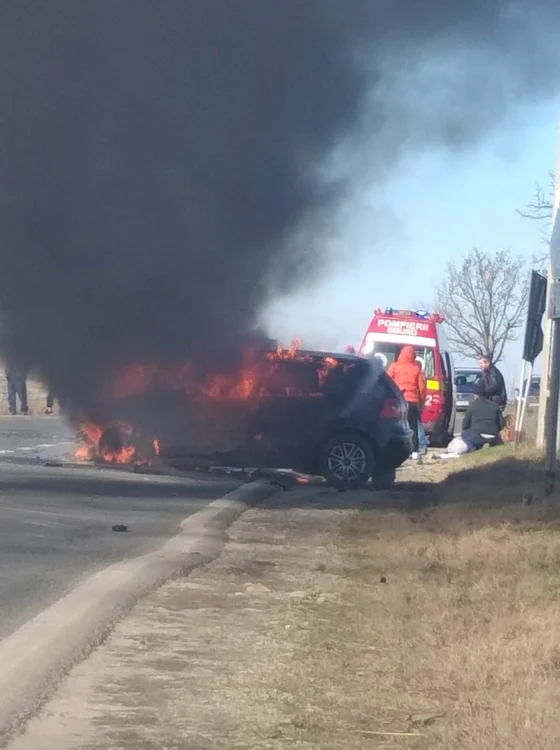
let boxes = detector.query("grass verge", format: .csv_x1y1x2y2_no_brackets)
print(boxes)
267,451,560,748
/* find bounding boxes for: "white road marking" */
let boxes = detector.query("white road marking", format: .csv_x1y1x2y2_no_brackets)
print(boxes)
0,506,73,519
0,441,77,455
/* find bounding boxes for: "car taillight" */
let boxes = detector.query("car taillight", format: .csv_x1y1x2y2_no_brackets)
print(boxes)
381,397,405,420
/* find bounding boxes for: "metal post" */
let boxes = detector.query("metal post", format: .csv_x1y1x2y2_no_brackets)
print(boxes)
536,274,553,448
514,359,527,450
545,314,560,492
544,206,560,491
517,361,533,449
543,123,560,490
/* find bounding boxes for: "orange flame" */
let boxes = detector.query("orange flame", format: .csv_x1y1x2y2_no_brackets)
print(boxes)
74,444,91,461
103,444,136,464
104,340,318,404
74,341,351,465
75,421,139,465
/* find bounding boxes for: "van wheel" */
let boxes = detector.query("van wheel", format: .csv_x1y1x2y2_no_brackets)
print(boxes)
318,432,375,490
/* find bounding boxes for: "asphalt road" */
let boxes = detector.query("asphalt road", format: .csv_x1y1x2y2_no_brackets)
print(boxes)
0,415,78,461
0,417,240,641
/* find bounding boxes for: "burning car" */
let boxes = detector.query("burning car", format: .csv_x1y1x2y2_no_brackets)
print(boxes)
75,345,412,489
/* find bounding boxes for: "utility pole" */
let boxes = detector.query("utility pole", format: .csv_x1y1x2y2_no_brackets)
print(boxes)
536,276,553,447
541,134,560,491
536,124,560,451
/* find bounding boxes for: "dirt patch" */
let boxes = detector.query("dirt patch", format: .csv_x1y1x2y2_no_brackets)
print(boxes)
8,451,560,749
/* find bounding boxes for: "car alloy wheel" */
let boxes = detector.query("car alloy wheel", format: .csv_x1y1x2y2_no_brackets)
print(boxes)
319,431,376,489
327,440,367,482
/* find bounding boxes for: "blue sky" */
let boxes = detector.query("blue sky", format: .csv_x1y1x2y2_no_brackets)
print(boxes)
265,97,558,388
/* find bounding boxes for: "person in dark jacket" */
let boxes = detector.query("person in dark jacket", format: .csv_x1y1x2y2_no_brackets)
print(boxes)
478,355,507,409
461,386,504,451
5,365,28,415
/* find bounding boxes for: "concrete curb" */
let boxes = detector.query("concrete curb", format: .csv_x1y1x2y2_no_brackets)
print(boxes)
0,479,279,746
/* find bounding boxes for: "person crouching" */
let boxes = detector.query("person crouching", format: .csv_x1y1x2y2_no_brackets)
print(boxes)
461,384,504,451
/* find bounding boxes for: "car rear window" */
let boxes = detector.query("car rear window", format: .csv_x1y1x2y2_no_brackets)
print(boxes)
262,356,369,401
455,371,480,391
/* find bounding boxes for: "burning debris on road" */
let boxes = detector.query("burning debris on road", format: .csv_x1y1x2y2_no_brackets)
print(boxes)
74,422,159,466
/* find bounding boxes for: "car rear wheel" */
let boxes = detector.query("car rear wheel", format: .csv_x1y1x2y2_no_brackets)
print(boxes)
318,432,375,490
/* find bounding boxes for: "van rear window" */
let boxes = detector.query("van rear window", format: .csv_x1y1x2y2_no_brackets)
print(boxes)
367,343,436,379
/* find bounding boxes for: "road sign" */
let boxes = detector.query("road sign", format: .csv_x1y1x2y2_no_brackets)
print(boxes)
523,271,547,360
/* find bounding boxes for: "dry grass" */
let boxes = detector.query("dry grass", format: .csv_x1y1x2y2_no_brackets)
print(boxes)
509,402,539,445
259,454,560,749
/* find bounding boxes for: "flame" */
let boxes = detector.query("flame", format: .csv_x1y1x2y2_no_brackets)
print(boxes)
269,339,301,360
75,421,142,465
74,341,352,466
104,444,136,464
74,424,101,462
105,340,318,404
111,363,160,400
74,444,91,460
76,422,104,459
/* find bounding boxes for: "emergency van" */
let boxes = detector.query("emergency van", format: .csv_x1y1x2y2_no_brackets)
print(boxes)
359,308,456,445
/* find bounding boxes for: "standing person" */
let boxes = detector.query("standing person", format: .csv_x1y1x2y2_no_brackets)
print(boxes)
387,345,426,462
417,418,428,455
478,355,507,410
5,364,28,415
415,355,428,455
45,392,55,415
461,386,504,451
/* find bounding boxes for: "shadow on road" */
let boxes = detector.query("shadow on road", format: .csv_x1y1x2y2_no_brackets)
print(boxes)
264,454,559,519
0,467,239,501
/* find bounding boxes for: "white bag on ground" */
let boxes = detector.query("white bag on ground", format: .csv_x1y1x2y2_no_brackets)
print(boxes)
446,436,470,455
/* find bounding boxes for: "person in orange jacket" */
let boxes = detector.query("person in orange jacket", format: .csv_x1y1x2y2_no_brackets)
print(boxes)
387,345,426,461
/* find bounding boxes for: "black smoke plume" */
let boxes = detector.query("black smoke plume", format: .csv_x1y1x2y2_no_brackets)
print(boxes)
0,1,558,414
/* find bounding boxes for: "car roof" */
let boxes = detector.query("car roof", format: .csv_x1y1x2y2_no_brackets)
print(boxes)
299,349,363,363
260,347,364,365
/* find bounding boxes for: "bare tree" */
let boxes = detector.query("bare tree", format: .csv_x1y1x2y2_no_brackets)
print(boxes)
436,248,529,363
518,171,555,223
518,172,555,269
